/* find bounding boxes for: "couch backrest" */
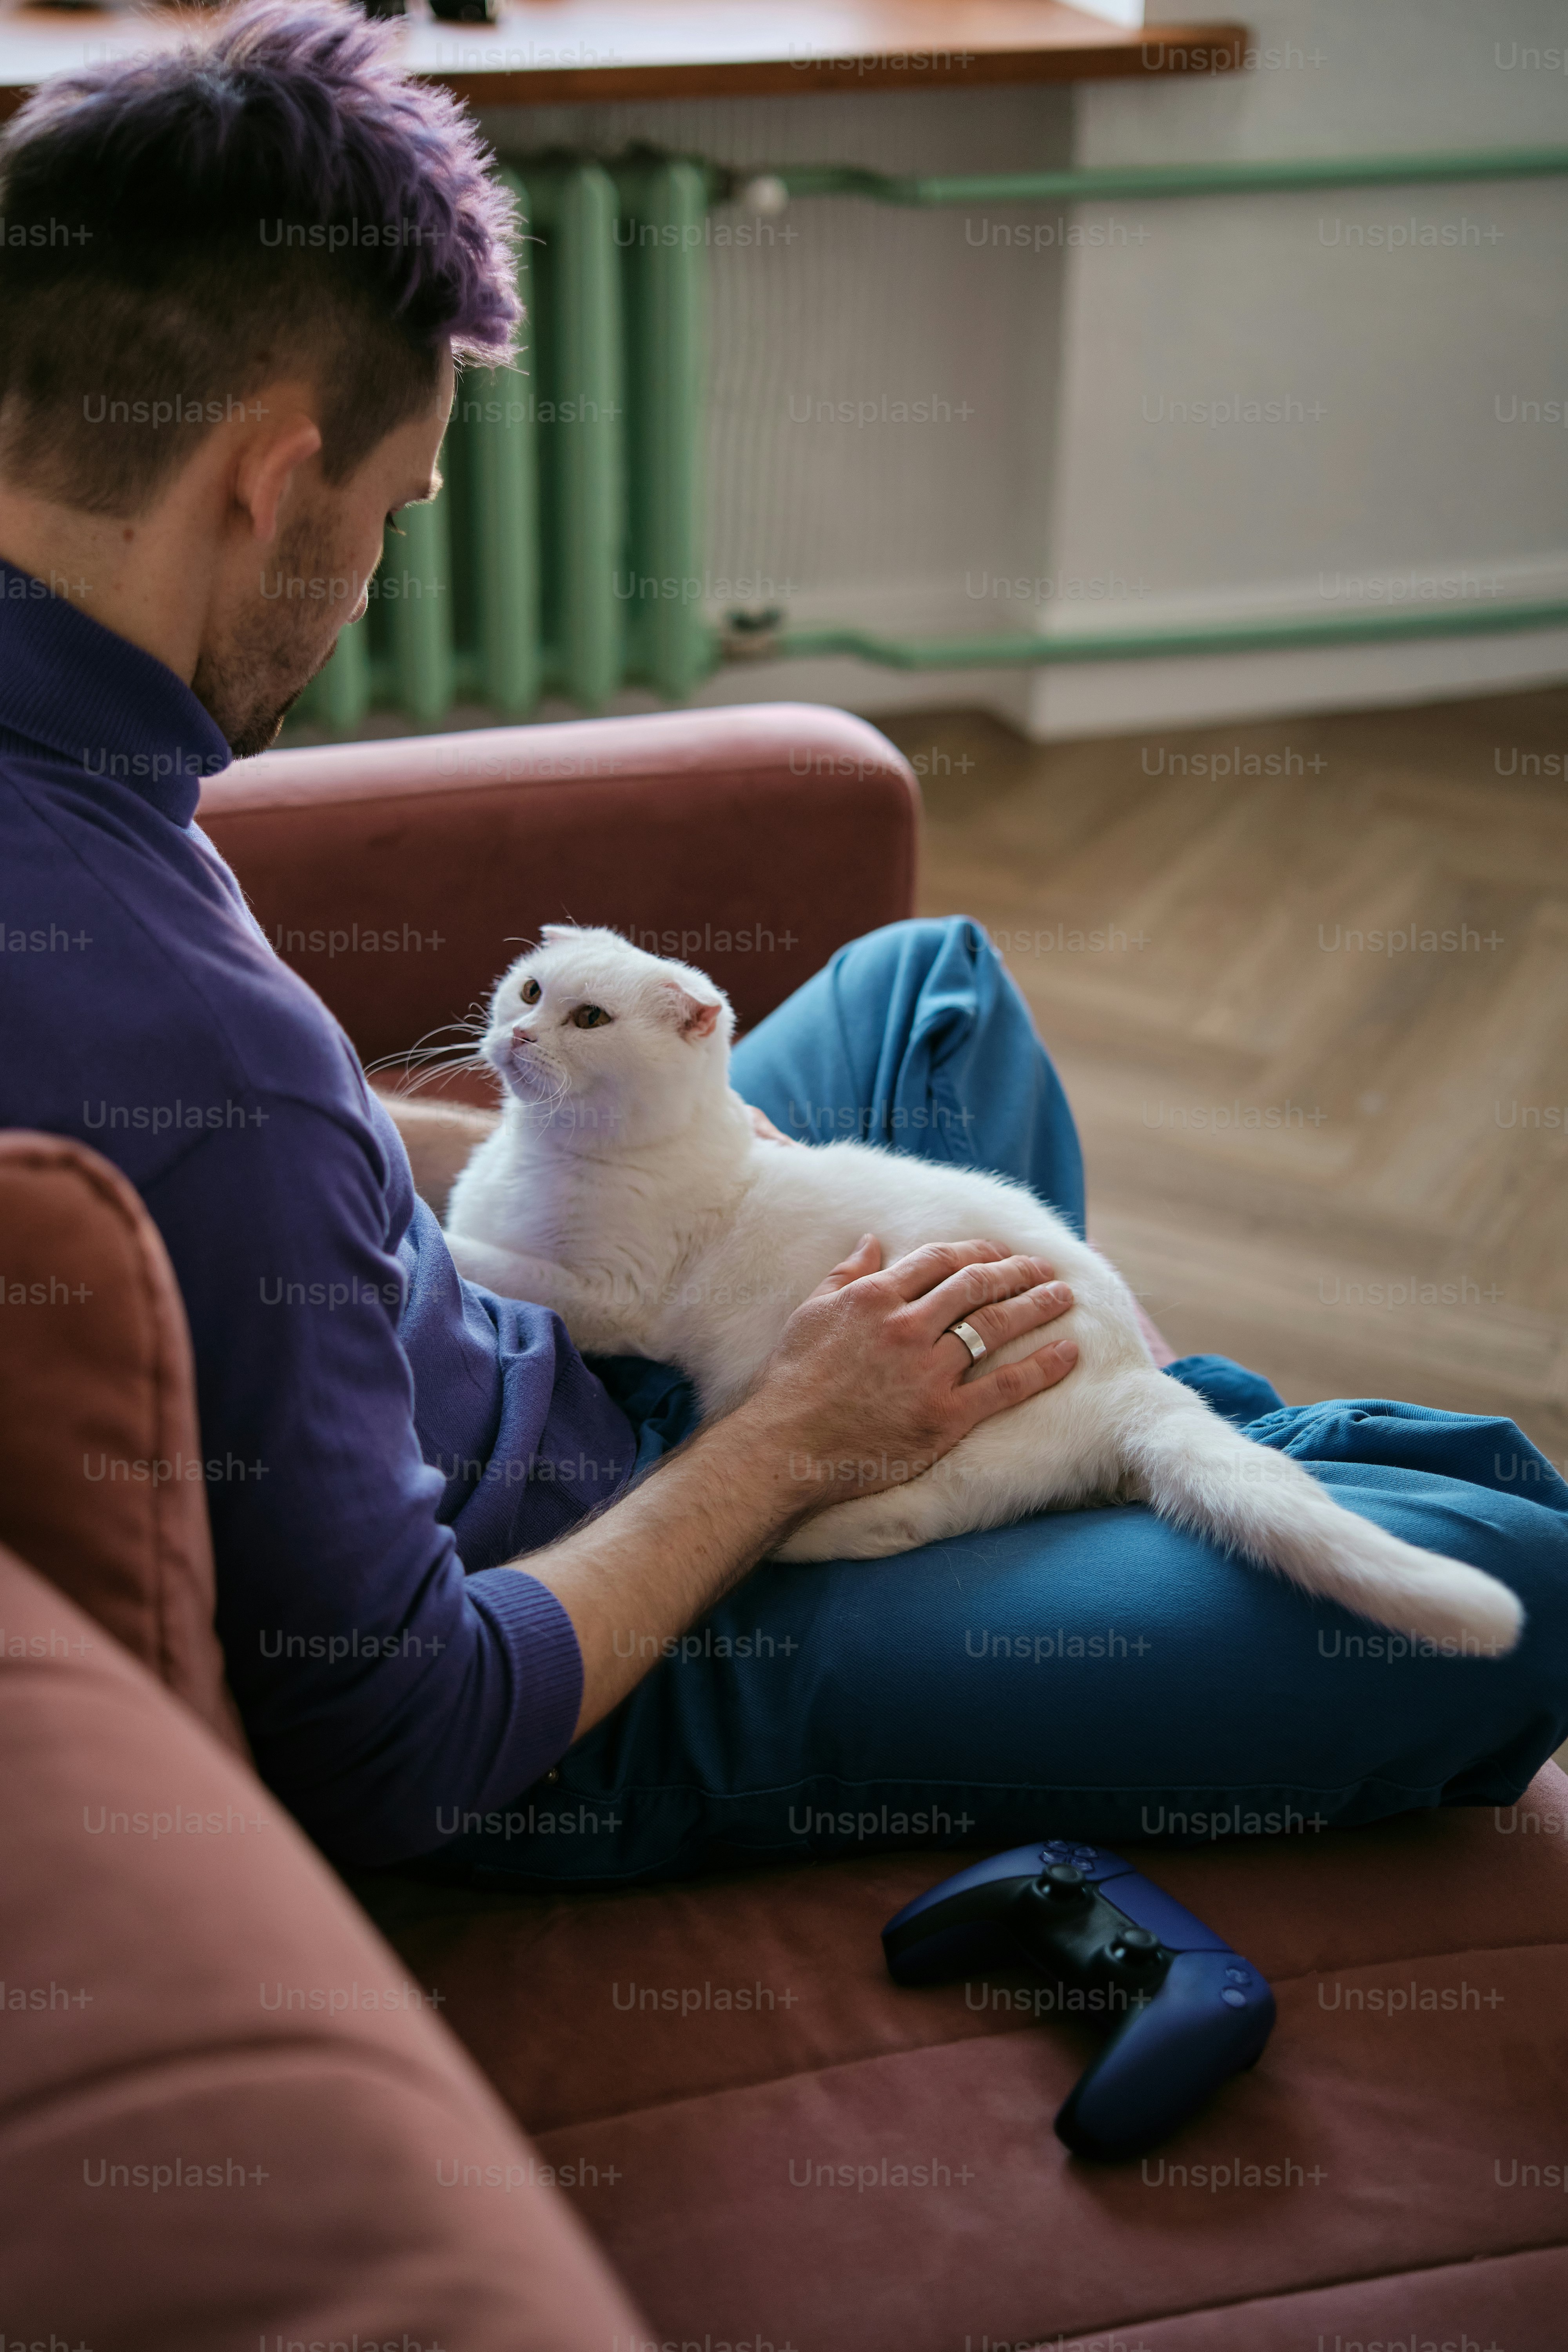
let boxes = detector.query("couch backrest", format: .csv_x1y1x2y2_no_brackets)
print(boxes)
200,702,920,1072
0,1131,245,1754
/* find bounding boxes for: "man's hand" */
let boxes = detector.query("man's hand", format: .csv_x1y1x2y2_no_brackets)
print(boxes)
746,1102,801,1147
519,1233,1077,1740
742,1234,1077,1506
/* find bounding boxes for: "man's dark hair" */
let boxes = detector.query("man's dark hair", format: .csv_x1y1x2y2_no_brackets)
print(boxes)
0,0,521,516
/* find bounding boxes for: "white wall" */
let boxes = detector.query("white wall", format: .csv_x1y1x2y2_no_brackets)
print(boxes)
481,85,1072,731
1031,0,1568,735
483,1,1568,739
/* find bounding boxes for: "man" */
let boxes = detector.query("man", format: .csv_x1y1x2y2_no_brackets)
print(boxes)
0,2,1562,1887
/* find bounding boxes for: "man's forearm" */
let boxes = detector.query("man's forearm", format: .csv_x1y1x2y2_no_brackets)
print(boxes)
515,1399,814,1739
506,1233,1079,1748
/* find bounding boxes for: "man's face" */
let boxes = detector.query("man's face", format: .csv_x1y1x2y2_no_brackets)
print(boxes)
193,346,455,759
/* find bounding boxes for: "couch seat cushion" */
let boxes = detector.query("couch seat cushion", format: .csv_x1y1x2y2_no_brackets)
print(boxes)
387,1772,1568,2350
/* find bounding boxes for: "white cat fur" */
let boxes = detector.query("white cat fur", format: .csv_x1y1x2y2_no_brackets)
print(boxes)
443,926,1523,1654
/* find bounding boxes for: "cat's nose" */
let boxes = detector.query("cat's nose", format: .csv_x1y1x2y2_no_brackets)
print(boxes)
511,1024,535,1046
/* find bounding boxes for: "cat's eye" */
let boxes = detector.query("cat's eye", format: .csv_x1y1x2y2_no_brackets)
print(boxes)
519,978,542,1005
572,1004,611,1029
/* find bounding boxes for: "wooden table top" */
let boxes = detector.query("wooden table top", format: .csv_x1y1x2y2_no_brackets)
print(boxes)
0,0,1247,112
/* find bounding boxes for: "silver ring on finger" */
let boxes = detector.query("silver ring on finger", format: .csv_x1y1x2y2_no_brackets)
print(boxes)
946,1318,987,1364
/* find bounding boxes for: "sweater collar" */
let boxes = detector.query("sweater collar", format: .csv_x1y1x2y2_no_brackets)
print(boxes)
0,555,232,824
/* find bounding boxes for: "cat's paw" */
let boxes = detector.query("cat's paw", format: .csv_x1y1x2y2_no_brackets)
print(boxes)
773,1511,917,1564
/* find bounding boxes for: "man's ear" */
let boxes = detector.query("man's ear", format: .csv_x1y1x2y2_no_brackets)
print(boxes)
657,979,725,1040
233,396,325,545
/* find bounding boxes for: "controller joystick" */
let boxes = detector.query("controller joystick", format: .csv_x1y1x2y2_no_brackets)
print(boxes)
1109,1927,1161,1968
882,1841,1275,2161
1037,1863,1089,1901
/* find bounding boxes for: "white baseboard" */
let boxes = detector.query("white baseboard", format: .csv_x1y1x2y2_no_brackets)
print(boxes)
1022,624,1568,740
1021,549,1568,738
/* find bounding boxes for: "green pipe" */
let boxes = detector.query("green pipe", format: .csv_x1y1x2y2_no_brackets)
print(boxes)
389,492,454,722
439,595,1568,690
363,644,692,705
769,597,1568,671
359,593,1568,697
469,167,541,714
308,610,371,728
615,155,712,699
720,145,1568,211
552,161,626,713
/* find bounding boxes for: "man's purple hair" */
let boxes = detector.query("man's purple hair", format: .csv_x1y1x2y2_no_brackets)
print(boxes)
0,0,523,512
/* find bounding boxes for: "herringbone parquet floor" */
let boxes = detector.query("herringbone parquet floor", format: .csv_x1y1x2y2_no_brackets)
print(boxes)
882,686,1568,1479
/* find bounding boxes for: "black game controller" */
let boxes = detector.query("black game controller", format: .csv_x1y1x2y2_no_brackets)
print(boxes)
883,1838,1275,2160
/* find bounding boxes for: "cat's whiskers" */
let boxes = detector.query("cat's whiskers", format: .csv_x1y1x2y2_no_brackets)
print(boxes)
366,1013,491,1101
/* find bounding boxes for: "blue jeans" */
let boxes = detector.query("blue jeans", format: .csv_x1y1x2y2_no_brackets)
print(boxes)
442,918,1568,1887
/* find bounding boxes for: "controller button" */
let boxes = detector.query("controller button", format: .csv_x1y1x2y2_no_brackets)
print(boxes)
1221,1988,1249,2008
1225,1967,1250,1984
1110,1928,1161,1967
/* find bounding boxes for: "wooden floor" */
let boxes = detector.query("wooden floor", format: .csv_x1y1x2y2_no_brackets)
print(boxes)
878,687,1568,1479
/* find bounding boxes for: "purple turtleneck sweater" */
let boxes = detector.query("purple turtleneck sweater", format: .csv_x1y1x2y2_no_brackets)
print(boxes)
0,559,644,1866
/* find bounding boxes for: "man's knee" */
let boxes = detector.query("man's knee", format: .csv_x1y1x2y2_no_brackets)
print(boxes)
832,914,994,982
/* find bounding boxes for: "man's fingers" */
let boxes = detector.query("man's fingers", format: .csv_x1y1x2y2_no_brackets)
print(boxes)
963,1337,1079,1425
879,1238,1011,1303
947,1281,1073,1364
810,1233,884,1297
908,1251,1059,1340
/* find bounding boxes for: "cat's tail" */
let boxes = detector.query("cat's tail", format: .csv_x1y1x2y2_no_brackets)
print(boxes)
1112,1374,1524,1653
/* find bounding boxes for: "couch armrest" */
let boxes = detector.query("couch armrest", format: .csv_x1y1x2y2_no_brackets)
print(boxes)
0,1536,649,2349
0,1132,247,1758
388,1095,503,1221
199,704,919,1074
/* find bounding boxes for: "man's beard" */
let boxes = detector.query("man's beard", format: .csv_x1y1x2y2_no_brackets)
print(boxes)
192,503,365,760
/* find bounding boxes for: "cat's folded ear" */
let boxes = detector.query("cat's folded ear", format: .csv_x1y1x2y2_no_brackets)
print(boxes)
540,922,581,944
657,977,728,1041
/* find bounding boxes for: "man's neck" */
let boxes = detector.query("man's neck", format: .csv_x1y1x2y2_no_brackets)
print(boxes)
0,482,212,683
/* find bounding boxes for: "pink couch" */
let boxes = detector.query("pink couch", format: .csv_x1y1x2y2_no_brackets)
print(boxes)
4,705,1565,2347
0,1132,646,2351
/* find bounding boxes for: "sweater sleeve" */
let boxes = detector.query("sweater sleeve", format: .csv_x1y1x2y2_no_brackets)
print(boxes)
143,1095,584,1867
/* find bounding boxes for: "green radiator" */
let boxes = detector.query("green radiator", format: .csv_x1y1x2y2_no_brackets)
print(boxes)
299,142,1568,730
299,155,709,730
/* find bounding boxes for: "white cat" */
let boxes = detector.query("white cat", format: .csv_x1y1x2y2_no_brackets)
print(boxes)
444,926,1523,1653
